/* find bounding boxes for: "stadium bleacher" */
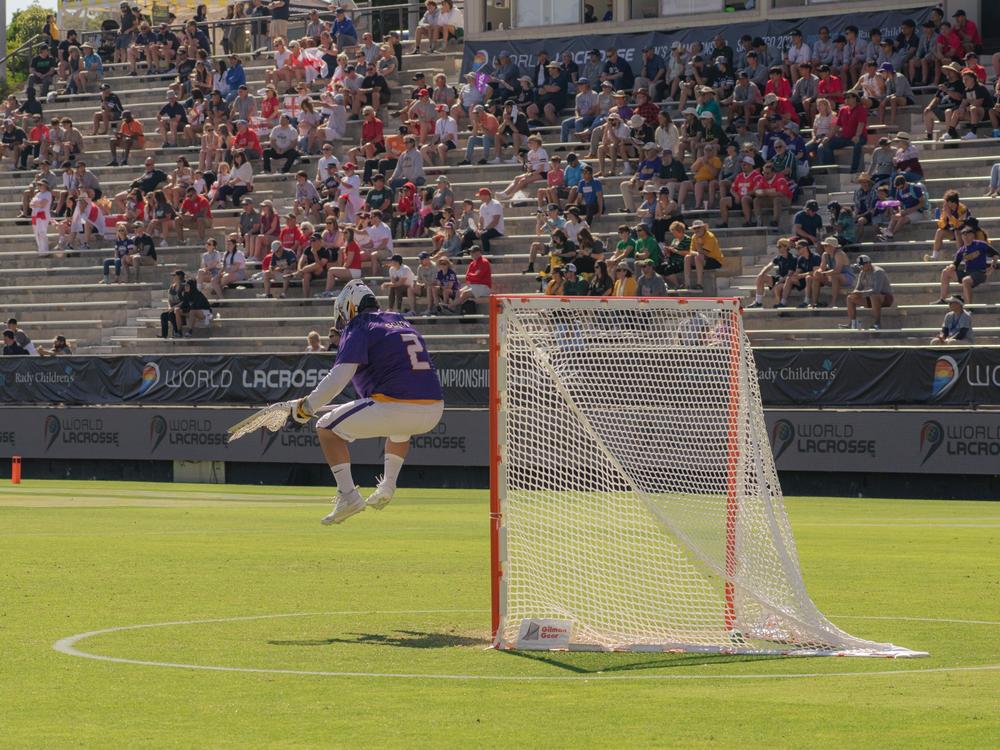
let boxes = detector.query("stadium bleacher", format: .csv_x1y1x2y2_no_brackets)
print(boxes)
3,19,999,356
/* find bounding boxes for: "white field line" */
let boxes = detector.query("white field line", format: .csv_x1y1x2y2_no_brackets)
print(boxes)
52,611,1000,682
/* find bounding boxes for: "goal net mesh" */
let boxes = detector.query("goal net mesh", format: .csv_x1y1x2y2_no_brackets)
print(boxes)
493,297,922,656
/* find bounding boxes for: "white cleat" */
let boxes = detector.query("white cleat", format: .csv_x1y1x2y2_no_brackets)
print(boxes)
365,478,396,510
320,488,365,525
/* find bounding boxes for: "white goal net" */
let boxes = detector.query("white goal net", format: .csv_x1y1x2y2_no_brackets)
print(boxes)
490,296,924,657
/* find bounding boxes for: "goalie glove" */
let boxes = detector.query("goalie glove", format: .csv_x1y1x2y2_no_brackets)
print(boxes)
291,398,315,425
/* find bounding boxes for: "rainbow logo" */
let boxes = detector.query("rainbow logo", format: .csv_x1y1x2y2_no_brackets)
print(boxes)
471,50,489,72
930,355,959,399
137,362,160,396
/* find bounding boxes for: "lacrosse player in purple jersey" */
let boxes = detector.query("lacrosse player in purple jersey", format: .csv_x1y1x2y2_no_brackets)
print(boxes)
290,279,444,525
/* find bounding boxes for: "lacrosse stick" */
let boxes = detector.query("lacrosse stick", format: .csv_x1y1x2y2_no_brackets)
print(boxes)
226,401,296,443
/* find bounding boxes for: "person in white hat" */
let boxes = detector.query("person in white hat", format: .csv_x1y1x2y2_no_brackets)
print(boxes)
596,110,630,177
808,236,854,308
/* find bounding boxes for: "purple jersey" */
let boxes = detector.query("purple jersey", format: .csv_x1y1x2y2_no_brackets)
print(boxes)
335,311,443,401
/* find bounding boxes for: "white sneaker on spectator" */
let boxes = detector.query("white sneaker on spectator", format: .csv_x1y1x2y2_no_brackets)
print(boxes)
622,163,633,176
962,131,977,140
507,156,521,164
321,487,365,525
366,477,396,510
489,157,502,164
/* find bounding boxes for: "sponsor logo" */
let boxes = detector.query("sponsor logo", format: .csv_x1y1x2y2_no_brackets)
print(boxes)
150,416,228,450
756,359,838,393
43,415,120,452
260,422,319,455
150,415,168,451
769,419,877,459
515,618,573,649
435,368,488,390
771,419,795,460
12,365,75,387
137,362,161,396
920,420,1000,463
409,421,466,453
930,356,960,399
919,420,944,465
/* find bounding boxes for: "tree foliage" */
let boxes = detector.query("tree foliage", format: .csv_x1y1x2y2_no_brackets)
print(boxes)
6,4,56,82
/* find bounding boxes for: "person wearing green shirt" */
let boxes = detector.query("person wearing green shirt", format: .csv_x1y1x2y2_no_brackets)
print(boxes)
562,264,590,295
633,224,662,269
610,224,636,266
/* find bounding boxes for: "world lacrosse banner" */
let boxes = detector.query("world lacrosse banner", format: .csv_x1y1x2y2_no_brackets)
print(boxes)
461,6,935,77
0,352,488,408
1,347,999,408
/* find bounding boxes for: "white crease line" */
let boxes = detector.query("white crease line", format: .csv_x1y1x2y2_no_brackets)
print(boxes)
52,610,1000,682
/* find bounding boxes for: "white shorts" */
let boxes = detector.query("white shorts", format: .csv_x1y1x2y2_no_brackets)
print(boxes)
317,398,444,443
348,268,362,279
466,284,491,298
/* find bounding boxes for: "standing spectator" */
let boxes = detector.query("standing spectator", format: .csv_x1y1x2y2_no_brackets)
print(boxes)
934,227,998,305
454,244,492,311
160,270,186,338
817,91,867,173
931,296,974,344
844,255,893,330
29,178,52,255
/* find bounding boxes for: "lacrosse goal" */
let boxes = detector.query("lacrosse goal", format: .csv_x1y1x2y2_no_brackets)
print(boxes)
489,295,924,656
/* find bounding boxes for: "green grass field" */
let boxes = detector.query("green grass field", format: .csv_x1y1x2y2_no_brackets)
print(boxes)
2,480,998,749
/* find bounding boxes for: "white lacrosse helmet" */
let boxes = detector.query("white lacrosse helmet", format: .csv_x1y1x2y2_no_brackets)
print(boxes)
334,279,377,326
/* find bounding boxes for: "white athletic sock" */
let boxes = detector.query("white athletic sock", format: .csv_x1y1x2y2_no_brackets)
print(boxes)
330,463,355,494
383,454,405,487
754,293,763,304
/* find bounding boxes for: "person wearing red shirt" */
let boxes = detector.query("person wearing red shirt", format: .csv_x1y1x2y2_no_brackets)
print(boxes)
455,244,491,310
350,107,385,166
952,10,982,54
633,90,659,126
178,187,212,242
817,65,844,105
764,68,792,99
758,93,798,138
720,157,761,227
752,162,793,227
278,212,306,255
817,90,868,172
934,21,964,63
962,53,987,83
233,120,262,160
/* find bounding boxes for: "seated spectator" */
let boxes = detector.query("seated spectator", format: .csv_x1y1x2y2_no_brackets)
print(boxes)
437,0,464,48
793,200,823,247
261,240,297,298
684,219,724,290
39,335,73,356
720,155,759,228
878,63,914,126
27,45,56,98
612,262,637,296
574,164,604,222
931,190,972,259
288,232,332,298
179,279,212,336
389,135,425,190
127,221,157,281
5,319,37,355
263,114,300,174
320,226,364,297
922,63,964,140
453,244,491,312
545,266,566,296
305,331,322,353
635,259,667,297
943,68,993,140
421,105,458,165
752,162,793,228
748,237,796,309
498,135,549,198
410,1,441,54
459,187,503,255
808,236,855,308
882,174,927,239
108,111,143,168
101,222,134,284
159,270,187,338
844,255,893,330
867,137,895,186
931,296,974,344
776,240,821,308
2,330,29,356
432,256,460,312
214,234,247,297
178,186,212,243
412,251,436,314
382,253,417,313
934,227,998,304
157,91,188,148
196,238,222,294
691,141,722,209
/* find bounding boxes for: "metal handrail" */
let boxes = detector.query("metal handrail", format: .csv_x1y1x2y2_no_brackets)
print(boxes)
0,33,47,70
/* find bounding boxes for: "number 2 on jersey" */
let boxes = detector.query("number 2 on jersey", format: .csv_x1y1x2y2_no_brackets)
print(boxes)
400,333,431,370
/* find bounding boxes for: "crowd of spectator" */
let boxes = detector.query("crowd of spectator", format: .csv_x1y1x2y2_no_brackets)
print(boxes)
7,4,1000,343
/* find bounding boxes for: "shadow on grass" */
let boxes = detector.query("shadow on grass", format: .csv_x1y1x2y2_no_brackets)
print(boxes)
504,649,792,674
268,630,489,649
